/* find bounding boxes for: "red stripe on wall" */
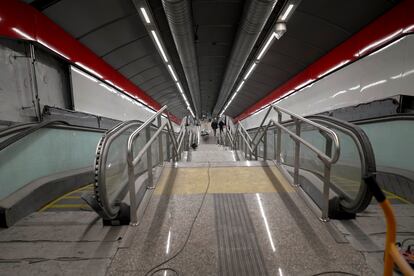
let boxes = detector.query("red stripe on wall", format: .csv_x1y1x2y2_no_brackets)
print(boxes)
0,0,181,124
235,0,414,122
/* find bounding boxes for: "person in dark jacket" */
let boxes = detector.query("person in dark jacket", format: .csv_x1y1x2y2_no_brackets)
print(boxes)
211,119,218,136
218,120,225,134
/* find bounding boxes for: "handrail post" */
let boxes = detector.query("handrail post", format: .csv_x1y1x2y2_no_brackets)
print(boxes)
127,147,138,226
276,112,282,164
263,129,267,160
158,116,163,165
293,118,301,186
146,126,154,189
321,138,333,221
321,163,331,222
167,132,171,161
273,129,277,160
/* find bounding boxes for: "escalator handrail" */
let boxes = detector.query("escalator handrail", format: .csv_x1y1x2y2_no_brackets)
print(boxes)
250,114,376,213
0,122,37,139
0,120,70,151
307,115,376,213
94,120,143,219
308,115,376,174
352,113,414,124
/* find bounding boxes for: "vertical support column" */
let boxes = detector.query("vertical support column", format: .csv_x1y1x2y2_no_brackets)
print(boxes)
273,129,277,160
321,138,333,222
322,164,331,222
166,133,171,161
158,116,163,165
276,112,282,164
128,149,138,225
146,126,154,189
293,119,301,186
28,44,42,121
263,129,267,160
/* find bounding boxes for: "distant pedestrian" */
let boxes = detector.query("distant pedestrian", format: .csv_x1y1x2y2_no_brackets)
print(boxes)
218,120,225,134
211,119,218,136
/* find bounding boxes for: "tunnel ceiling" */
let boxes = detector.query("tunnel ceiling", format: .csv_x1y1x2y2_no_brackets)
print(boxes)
23,0,400,119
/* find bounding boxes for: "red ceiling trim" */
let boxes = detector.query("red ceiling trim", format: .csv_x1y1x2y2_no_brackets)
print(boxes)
235,0,414,122
0,0,181,124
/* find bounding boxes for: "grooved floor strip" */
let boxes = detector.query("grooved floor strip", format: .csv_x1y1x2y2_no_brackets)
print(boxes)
214,194,268,276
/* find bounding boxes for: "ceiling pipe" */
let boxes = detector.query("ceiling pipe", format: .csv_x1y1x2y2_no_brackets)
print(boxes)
162,0,201,117
213,0,278,115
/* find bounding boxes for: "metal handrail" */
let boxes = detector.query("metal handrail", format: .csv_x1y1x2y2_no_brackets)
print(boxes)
0,120,70,151
126,105,185,225
235,104,341,221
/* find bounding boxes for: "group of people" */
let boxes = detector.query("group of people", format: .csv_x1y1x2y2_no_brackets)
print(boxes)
210,119,225,136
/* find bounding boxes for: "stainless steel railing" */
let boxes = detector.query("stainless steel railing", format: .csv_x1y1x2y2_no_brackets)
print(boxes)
94,105,189,224
126,106,187,225
234,104,340,221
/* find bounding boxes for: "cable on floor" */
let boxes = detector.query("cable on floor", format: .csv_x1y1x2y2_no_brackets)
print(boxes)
145,163,211,276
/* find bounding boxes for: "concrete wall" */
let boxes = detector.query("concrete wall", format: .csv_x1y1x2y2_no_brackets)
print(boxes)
0,38,70,123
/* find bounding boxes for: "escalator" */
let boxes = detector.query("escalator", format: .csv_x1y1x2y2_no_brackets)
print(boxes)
354,114,414,205
242,109,377,219
0,120,107,227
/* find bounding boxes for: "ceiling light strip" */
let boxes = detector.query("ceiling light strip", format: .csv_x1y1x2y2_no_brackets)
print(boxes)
136,5,195,118
220,1,300,116
140,7,151,24
151,30,168,63
280,4,294,21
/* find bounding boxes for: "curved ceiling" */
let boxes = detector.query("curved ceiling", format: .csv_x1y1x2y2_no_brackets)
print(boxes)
23,0,400,119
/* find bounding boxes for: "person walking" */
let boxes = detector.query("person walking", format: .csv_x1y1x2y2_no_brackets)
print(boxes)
211,119,218,136
218,120,225,134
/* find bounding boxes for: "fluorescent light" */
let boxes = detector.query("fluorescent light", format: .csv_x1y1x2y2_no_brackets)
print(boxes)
257,33,276,60
317,60,350,78
294,79,314,90
176,82,183,93
368,36,405,57
244,63,257,80
99,83,115,93
236,81,245,92
280,4,294,21
151,30,168,62
38,39,70,60
140,7,151,24
12,27,34,40
72,67,98,82
404,24,414,33
168,65,178,81
358,29,402,56
75,62,103,78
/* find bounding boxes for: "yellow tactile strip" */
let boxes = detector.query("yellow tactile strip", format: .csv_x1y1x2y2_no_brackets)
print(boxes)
39,184,93,212
154,165,294,195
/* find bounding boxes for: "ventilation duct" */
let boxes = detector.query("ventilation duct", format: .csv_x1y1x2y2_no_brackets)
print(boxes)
162,0,201,116
213,0,278,115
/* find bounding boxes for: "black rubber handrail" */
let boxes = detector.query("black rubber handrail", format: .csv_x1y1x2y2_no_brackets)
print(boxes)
245,114,377,214
0,122,37,139
307,115,376,213
0,120,70,151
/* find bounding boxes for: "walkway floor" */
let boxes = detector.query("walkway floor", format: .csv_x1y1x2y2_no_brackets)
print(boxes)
107,144,375,275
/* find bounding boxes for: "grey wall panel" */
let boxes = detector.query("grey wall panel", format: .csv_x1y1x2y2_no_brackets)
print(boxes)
35,48,71,110
0,40,35,122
